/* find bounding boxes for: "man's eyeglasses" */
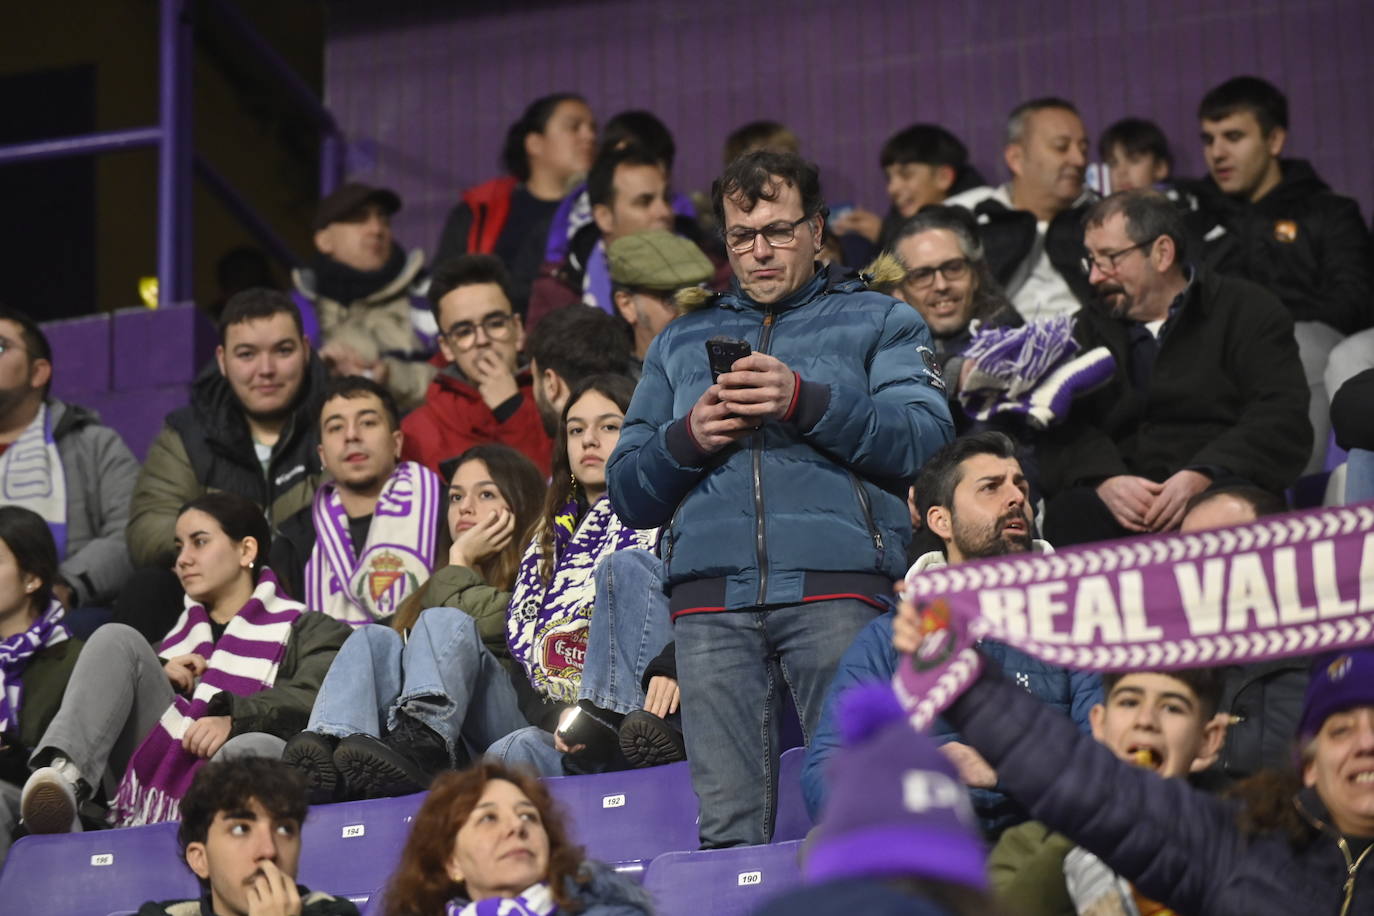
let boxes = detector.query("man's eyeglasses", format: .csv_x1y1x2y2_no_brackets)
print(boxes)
442,313,516,350
1080,238,1157,276
724,215,814,253
903,257,971,290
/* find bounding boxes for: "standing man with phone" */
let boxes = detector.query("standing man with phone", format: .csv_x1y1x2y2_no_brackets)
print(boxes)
607,150,953,848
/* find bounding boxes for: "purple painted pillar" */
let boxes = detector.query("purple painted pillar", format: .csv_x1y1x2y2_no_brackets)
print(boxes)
157,0,194,306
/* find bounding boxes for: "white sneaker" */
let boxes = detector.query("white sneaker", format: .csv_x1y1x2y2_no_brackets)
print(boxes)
21,757,83,834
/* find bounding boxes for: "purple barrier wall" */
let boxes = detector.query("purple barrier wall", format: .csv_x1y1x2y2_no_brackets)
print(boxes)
324,0,1374,260
44,304,213,460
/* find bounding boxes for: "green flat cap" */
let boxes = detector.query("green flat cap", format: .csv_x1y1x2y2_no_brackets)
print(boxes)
607,230,713,291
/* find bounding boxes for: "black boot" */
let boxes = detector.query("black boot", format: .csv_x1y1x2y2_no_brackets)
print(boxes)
283,732,343,803
618,709,686,768
334,712,451,799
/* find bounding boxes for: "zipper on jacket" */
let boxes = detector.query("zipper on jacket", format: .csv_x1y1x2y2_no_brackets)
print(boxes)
753,310,778,605
1296,795,1374,916
660,499,686,578
846,470,884,564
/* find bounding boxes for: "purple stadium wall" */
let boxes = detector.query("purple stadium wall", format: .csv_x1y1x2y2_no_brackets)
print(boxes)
325,0,1374,259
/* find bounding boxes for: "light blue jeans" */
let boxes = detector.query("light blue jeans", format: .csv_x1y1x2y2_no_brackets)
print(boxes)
306,607,525,762
674,598,883,848
486,550,673,776
1348,449,1374,504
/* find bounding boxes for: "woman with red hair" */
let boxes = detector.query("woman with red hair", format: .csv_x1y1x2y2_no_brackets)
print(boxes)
381,760,650,915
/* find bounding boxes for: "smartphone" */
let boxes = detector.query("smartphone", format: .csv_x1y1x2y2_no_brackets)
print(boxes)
707,335,752,383
556,706,583,743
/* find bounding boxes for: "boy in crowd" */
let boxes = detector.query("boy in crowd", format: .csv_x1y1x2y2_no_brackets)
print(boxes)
987,668,1225,915
136,757,357,916
1099,118,1173,193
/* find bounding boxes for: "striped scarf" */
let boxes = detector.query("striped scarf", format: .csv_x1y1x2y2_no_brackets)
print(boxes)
446,882,556,916
110,569,301,826
304,460,443,625
0,599,69,735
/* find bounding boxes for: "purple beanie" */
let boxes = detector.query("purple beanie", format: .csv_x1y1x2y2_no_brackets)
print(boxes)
804,683,987,891
1299,649,1374,740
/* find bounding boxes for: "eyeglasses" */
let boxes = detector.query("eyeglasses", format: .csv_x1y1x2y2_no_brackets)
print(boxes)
1080,238,1157,276
903,257,971,290
724,214,814,253
442,313,516,350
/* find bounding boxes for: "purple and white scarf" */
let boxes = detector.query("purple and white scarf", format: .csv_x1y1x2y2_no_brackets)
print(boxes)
304,460,443,625
0,402,67,557
506,498,657,703
957,318,1115,430
894,503,1374,730
0,598,69,734
446,883,556,916
110,570,301,826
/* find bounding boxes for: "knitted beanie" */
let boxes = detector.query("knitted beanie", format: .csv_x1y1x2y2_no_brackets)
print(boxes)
804,683,987,890
1299,649,1374,740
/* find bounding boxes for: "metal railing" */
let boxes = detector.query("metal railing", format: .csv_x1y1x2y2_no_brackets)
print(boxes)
0,0,342,306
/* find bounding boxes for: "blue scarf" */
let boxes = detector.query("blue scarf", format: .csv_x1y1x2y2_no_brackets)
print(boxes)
446,882,556,916
0,599,70,735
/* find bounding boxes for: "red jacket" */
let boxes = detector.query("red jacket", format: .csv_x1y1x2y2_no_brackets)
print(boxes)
401,368,552,477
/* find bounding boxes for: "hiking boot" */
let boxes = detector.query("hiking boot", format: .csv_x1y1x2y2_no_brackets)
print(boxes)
21,757,84,834
618,709,687,768
334,713,450,798
283,731,343,803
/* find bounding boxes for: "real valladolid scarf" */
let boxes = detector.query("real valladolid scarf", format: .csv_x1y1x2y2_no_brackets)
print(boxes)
895,503,1374,729
111,570,301,826
446,882,556,916
0,598,69,734
507,497,657,704
304,460,443,625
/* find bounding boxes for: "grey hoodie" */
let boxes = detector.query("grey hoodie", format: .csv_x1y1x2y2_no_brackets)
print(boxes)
49,398,139,606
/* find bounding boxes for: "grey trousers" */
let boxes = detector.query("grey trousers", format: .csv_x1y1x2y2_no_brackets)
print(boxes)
29,623,281,798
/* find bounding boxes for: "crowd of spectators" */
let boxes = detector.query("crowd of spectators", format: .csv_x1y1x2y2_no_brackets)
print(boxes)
2,71,1374,915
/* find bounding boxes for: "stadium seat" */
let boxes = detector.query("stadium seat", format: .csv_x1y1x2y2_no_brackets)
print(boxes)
0,822,197,916
643,839,804,916
544,761,700,875
297,791,426,906
772,746,813,842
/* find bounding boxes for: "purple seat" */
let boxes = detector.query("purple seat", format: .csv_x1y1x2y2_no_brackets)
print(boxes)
0,822,198,916
296,792,427,907
643,840,804,916
543,761,700,873
772,746,813,842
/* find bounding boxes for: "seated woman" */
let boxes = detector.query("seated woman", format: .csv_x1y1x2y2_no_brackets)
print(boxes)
19,492,351,831
0,507,83,866
284,444,546,801
286,376,669,798
379,760,651,916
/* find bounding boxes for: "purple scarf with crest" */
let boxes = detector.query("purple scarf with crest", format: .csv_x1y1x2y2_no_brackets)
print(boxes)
0,598,69,735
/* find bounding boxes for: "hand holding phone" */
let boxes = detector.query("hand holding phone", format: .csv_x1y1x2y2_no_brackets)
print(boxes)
707,335,752,384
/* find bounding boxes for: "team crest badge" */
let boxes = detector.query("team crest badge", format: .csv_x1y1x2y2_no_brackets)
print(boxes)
366,551,407,601
911,598,956,671
1328,654,1353,683
1273,220,1298,243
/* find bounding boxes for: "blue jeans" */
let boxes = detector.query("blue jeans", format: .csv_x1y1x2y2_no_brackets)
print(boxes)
1349,449,1374,504
306,608,526,760
580,550,673,714
674,598,882,848
485,726,565,777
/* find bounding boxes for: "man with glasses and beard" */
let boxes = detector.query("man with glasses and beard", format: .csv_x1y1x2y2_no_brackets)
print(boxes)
608,150,952,848
1039,190,1309,547
802,431,1101,840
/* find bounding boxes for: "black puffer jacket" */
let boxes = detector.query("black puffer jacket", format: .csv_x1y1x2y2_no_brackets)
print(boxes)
127,356,327,567
1185,159,1374,334
963,195,1097,311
